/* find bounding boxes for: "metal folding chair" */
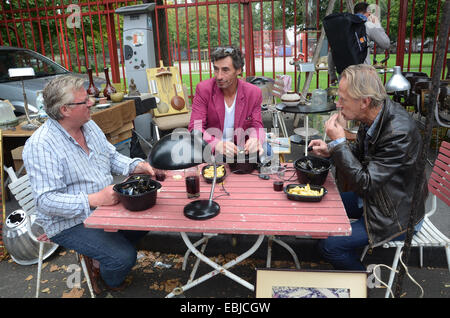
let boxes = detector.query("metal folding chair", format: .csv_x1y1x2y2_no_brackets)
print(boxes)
4,166,96,298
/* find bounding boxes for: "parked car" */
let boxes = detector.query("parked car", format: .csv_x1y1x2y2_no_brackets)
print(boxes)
417,39,434,53
0,46,105,115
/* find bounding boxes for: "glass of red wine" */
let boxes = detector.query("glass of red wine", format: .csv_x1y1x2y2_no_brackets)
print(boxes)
184,166,200,199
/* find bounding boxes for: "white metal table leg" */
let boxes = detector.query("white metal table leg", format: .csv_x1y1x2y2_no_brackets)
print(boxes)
182,235,208,271
166,233,265,298
266,235,301,269
272,237,301,269
188,236,210,283
304,115,309,156
36,242,44,298
266,236,273,268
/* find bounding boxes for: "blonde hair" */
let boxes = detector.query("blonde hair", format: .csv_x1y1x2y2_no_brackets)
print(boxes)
340,64,387,108
43,75,85,120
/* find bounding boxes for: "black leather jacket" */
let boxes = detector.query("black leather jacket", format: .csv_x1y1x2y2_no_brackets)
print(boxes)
331,98,426,247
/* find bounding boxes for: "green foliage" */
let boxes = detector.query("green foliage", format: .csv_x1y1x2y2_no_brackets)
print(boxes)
0,0,116,72
167,3,242,50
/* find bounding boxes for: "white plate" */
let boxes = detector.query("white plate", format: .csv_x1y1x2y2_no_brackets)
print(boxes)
96,103,111,109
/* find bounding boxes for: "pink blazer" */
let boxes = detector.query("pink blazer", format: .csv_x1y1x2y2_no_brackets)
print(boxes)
188,78,265,151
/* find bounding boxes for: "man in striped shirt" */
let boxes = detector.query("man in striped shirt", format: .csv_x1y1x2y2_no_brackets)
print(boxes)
23,75,154,294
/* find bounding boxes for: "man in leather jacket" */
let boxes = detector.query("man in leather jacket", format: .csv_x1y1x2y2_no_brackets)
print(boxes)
309,64,426,270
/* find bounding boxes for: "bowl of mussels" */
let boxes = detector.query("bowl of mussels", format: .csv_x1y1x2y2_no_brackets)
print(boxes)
226,150,259,174
294,156,331,186
113,174,162,211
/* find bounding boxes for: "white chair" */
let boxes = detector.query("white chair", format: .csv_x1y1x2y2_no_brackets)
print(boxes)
4,166,96,298
267,75,290,138
361,141,450,298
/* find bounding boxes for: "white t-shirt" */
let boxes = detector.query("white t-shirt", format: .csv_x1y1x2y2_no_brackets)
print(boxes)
222,93,237,142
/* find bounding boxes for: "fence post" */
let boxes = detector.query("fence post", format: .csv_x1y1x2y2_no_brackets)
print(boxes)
395,0,409,68
105,2,120,83
242,0,255,76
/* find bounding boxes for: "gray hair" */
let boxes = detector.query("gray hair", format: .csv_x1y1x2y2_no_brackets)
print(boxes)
210,46,245,71
43,75,85,120
340,64,387,108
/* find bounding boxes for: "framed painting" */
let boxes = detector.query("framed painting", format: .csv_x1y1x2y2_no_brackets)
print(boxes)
0,130,5,257
256,268,367,298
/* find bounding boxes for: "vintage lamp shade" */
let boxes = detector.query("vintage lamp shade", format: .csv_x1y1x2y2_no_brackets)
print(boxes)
148,130,220,220
8,67,40,131
385,66,411,93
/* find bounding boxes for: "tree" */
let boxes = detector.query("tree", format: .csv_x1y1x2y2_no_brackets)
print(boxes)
167,2,242,52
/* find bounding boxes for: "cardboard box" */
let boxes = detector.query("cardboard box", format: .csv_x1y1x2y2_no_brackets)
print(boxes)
91,100,136,134
11,146,25,174
107,129,133,145
106,121,134,145
107,121,134,137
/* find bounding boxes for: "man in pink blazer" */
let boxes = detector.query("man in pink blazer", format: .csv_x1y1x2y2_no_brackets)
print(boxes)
188,46,266,157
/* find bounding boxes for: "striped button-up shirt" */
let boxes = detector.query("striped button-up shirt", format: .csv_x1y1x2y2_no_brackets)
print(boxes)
22,118,143,238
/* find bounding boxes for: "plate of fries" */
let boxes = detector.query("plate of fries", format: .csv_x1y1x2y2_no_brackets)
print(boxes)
201,164,227,184
284,183,328,202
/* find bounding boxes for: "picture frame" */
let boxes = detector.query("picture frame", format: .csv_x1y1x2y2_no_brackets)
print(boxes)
0,130,6,257
256,268,367,298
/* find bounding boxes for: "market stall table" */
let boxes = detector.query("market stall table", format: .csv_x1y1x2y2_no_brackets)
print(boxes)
84,163,351,297
276,102,337,154
1,99,136,174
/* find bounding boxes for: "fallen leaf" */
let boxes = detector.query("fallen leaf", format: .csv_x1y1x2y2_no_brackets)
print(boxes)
59,251,67,256
162,278,181,293
41,287,51,294
25,275,33,281
49,264,59,272
40,279,48,284
62,288,84,298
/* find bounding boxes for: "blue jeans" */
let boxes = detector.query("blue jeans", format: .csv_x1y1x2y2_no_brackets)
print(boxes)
318,192,367,270
51,223,147,287
318,192,421,270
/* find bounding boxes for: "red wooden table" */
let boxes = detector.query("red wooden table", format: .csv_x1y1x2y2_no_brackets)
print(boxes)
84,163,351,296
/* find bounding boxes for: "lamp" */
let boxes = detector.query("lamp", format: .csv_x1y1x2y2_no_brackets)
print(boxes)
148,129,220,220
385,66,411,93
8,67,40,130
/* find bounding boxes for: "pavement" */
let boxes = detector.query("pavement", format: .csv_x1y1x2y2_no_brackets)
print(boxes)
0,111,449,301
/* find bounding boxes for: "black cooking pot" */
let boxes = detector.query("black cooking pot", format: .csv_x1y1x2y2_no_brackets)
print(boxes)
113,174,161,211
225,150,260,174
294,156,331,186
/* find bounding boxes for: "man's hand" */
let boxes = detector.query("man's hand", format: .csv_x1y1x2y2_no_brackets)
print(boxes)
88,185,120,208
308,139,330,158
244,137,263,155
132,161,154,176
215,140,237,156
325,113,346,141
